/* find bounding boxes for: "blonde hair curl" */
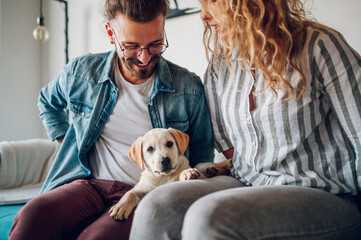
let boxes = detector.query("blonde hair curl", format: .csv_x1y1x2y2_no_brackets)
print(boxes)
201,0,321,102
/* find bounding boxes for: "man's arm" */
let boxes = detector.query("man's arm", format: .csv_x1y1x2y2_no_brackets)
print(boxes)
186,76,215,166
38,64,71,141
56,136,64,144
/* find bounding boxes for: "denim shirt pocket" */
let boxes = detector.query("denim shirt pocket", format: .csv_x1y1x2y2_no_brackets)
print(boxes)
162,94,191,133
69,99,93,118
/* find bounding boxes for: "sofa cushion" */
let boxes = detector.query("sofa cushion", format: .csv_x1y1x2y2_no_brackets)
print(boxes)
0,183,43,206
0,204,23,240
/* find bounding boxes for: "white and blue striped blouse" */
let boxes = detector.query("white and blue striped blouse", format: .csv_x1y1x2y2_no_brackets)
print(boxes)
204,26,361,194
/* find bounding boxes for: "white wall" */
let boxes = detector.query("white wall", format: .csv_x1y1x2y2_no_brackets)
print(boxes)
305,0,361,55
44,0,112,85
0,0,43,141
1,0,361,141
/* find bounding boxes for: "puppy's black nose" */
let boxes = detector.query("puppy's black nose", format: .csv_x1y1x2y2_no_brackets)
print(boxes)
160,157,171,167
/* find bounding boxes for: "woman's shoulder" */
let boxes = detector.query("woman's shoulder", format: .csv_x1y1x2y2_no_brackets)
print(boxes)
305,25,348,50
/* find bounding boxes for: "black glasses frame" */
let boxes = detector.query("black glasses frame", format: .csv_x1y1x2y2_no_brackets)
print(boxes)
110,27,169,58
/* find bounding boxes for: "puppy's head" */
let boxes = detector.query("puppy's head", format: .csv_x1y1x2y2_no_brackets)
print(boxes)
128,128,189,176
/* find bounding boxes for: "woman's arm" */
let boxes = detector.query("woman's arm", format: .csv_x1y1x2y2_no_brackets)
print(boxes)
203,57,234,153
312,28,361,190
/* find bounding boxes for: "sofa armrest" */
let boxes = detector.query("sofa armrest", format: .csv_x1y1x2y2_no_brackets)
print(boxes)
0,138,59,189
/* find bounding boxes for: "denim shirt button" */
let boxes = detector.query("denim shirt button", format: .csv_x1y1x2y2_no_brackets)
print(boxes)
81,112,85,116
149,102,153,106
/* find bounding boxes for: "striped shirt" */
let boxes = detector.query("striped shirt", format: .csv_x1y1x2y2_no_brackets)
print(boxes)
204,26,361,194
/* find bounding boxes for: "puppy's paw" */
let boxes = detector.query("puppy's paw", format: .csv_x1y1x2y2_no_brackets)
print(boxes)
204,159,232,178
180,168,201,180
109,202,133,221
205,167,219,178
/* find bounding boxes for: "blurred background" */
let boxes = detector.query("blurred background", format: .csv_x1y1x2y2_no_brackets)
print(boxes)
1,0,361,141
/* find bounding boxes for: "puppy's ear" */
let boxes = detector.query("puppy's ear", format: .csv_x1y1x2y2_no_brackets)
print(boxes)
168,128,189,156
128,137,144,169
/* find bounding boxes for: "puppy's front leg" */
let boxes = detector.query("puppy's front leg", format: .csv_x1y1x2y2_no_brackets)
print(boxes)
179,168,203,180
109,190,143,221
204,159,232,177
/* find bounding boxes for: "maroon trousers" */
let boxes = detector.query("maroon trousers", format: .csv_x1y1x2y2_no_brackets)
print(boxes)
9,179,134,240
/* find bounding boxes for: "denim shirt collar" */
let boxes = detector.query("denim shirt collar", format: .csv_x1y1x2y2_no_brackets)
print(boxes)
100,51,175,95
98,51,117,84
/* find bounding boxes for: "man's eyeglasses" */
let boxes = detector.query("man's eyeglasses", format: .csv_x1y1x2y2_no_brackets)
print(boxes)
111,27,169,58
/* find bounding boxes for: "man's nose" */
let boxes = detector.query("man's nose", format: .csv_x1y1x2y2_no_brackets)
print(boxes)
137,48,151,64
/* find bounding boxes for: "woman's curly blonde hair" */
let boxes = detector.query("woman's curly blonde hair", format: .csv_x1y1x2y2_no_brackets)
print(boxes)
201,0,321,102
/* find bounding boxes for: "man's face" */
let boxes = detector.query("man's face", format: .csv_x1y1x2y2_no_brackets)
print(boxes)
107,14,165,84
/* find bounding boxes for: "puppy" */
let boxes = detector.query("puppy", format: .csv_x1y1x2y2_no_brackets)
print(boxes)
109,128,205,221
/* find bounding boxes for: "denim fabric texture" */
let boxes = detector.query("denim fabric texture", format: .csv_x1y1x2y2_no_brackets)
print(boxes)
38,50,214,193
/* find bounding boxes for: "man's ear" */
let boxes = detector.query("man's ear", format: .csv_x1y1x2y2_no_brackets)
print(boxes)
105,22,114,44
128,137,144,169
168,128,189,156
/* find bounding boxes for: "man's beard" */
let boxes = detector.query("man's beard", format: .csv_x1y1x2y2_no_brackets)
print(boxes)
121,55,161,80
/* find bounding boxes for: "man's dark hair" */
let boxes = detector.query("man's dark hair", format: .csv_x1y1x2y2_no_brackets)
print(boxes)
104,0,169,23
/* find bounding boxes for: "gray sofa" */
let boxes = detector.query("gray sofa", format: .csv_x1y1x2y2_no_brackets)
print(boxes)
0,139,59,239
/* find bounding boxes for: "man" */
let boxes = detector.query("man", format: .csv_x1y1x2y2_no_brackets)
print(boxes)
9,0,213,239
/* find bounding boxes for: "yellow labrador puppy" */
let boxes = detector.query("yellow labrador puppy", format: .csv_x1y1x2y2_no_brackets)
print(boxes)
109,128,205,221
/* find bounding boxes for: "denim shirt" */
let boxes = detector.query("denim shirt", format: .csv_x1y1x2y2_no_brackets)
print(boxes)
38,50,214,193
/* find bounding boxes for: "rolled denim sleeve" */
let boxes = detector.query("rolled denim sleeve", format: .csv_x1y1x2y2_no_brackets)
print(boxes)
38,63,71,141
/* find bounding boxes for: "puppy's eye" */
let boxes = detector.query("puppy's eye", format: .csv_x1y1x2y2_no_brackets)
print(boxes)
147,146,154,153
166,141,173,148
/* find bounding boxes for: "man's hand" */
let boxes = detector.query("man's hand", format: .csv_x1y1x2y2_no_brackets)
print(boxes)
56,136,64,144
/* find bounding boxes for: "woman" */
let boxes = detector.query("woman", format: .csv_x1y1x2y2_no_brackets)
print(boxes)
130,0,361,239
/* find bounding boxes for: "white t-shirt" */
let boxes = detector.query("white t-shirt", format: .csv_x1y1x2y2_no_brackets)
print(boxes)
89,58,154,186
